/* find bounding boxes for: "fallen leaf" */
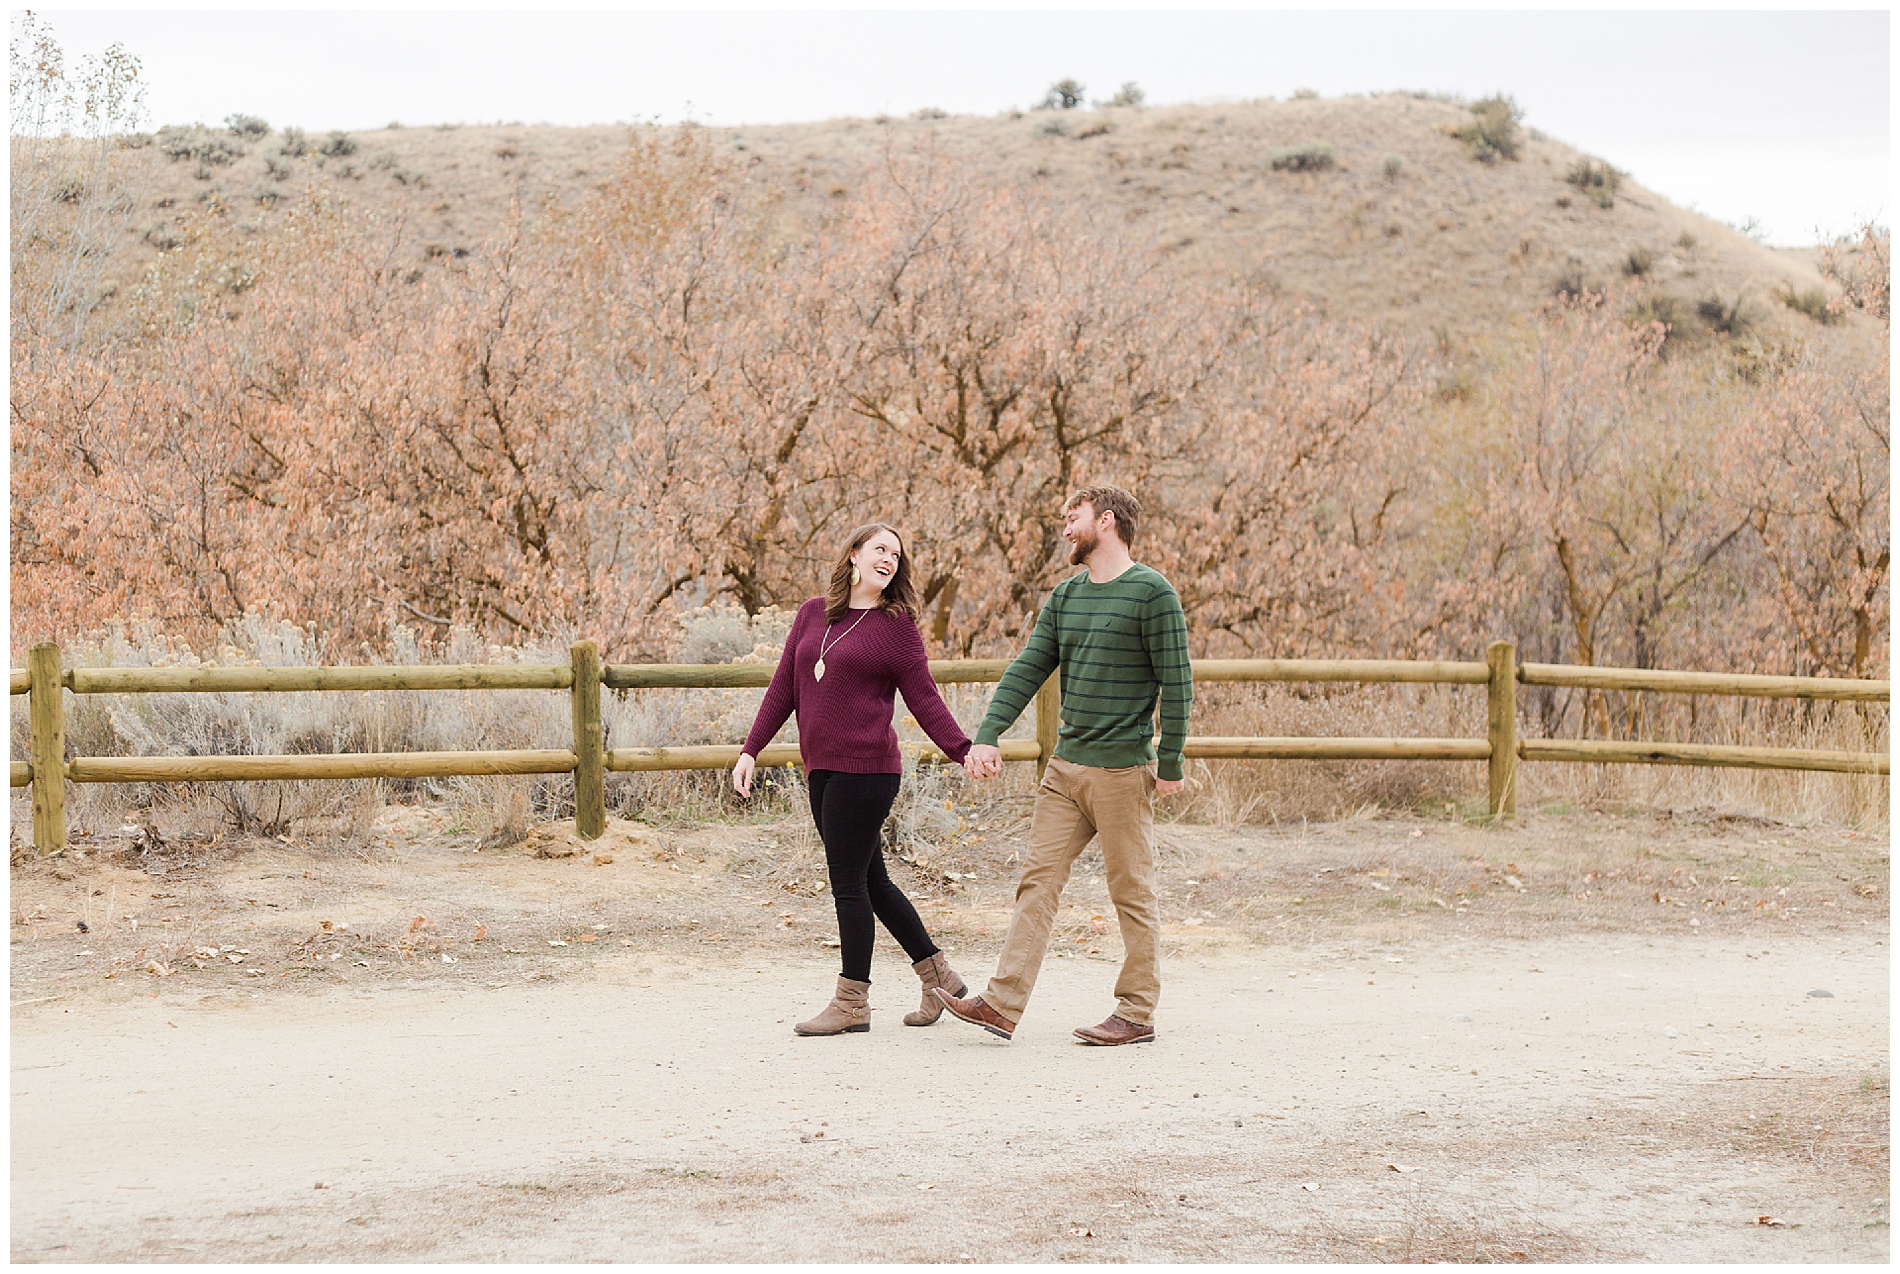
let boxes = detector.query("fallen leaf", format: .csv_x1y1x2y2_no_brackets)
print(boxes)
409,915,431,933
1385,1163,1417,1173
1754,1216,1787,1228
473,925,487,941
576,934,597,943
592,853,614,866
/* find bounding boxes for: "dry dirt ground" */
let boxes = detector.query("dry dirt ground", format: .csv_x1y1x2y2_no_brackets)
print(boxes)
10,806,1890,1263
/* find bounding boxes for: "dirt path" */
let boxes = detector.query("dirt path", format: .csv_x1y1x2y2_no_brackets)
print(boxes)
12,924,1888,1262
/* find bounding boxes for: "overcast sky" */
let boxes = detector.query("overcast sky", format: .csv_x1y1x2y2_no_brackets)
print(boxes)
22,8,1890,246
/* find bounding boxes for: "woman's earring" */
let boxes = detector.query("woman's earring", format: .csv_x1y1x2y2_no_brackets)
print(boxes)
850,564,861,586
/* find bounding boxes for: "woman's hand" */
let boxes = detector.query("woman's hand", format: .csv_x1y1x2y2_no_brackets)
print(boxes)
732,752,756,798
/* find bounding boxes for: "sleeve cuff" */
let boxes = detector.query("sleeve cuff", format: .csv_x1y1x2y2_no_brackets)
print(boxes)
974,726,1002,747
1157,757,1184,783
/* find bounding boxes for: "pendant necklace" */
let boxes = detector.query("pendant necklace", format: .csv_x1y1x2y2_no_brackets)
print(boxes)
813,610,870,683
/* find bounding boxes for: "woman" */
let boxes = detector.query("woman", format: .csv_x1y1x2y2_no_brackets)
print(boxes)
733,523,974,1036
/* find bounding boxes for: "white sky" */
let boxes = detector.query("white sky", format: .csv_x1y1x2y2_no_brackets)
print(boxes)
19,8,1892,246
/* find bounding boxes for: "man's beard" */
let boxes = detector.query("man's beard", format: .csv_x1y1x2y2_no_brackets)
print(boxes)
1067,529,1098,566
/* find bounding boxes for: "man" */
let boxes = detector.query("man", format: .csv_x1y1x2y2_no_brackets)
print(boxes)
942,485,1191,1045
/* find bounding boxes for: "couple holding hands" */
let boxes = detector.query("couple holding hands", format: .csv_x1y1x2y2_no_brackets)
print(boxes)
731,486,1193,1046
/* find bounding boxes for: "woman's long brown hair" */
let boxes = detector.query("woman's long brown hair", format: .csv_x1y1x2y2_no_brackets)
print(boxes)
825,523,918,625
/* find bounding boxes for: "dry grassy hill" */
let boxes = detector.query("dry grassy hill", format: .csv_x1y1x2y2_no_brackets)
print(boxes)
111,93,1859,344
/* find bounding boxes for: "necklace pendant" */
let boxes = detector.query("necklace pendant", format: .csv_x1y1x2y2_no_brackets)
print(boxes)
813,658,826,682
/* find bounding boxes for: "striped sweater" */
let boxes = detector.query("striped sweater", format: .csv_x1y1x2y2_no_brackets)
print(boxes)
974,564,1193,781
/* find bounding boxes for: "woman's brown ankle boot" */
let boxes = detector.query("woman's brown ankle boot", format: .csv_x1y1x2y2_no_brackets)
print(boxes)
903,952,969,1026
794,976,872,1035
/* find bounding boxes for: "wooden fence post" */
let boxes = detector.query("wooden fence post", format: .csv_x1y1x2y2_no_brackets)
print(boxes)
1486,640,1518,820
570,641,605,840
1035,670,1060,781
29,642,66,854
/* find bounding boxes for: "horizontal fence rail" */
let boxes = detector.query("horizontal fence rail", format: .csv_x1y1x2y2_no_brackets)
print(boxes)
1517,663,1890,702
7,639,1888,853
64,664,574,694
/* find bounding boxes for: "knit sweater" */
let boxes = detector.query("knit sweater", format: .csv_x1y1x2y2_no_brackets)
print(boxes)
974,564,1193,781
742,598,973,774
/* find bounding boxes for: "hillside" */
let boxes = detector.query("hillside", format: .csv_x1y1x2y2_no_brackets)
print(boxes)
108,93,1859,342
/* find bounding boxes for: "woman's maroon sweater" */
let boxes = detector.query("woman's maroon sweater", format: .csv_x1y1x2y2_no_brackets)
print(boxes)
741,598,972,774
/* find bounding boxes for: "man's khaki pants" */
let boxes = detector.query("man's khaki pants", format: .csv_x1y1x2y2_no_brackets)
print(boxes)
982,756,1161,1026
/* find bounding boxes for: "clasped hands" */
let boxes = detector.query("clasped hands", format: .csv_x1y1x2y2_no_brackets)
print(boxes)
961,743,1004,780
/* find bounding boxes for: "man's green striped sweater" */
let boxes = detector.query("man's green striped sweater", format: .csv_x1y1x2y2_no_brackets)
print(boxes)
975,563,1194,781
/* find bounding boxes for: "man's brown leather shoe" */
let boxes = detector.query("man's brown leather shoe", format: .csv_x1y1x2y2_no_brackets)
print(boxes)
932,988,1015,1040
1073,1015,1155,1046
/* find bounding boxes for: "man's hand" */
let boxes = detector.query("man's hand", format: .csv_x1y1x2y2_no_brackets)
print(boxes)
1155,776,1185,797
731,752,756,798
965,743,1003,779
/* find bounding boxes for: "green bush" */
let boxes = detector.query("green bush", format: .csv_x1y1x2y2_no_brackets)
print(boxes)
1627,293,1695,354
224,112,269,138
1696,293,1754,337
1381,154,1403,179
1292,87,1319,100
1567,159,1621,208
1269,142,1335,173
155,124,244,166
1039,78,1085,110
317,130,358,158
1104,81,1145,108
1623,246,1654,277
1773,281,1840,325
278,127,307,157
1449,94,1522,163
1552,268,1597,301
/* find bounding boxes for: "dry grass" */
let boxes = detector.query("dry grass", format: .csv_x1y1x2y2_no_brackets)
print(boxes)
95,97,1871,353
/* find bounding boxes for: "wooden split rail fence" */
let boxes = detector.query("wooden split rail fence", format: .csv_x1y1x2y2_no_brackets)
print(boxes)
10,640,1888,855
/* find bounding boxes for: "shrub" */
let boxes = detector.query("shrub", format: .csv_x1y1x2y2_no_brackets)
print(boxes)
1038,78,1086,110
1104,81,1145,108
1696,293,1754,337
1773,281,1840,325
1449,94,1522,164
1566,158,1621,208
317,130,357,158
1292,87,1319,100
1627,293,1693,354
911,106,947,120
1269,142,1335,173
224,112,269,138
1676,229,1697,251
1622,246,1654,277
155,124,244,166
1381,154,1403,179
278,127,307,157
1036,117,1068,138
1551,268,1596,301
264,155,294,181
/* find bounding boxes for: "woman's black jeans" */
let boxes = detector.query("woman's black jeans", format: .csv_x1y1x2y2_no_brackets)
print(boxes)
806,769,939,983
